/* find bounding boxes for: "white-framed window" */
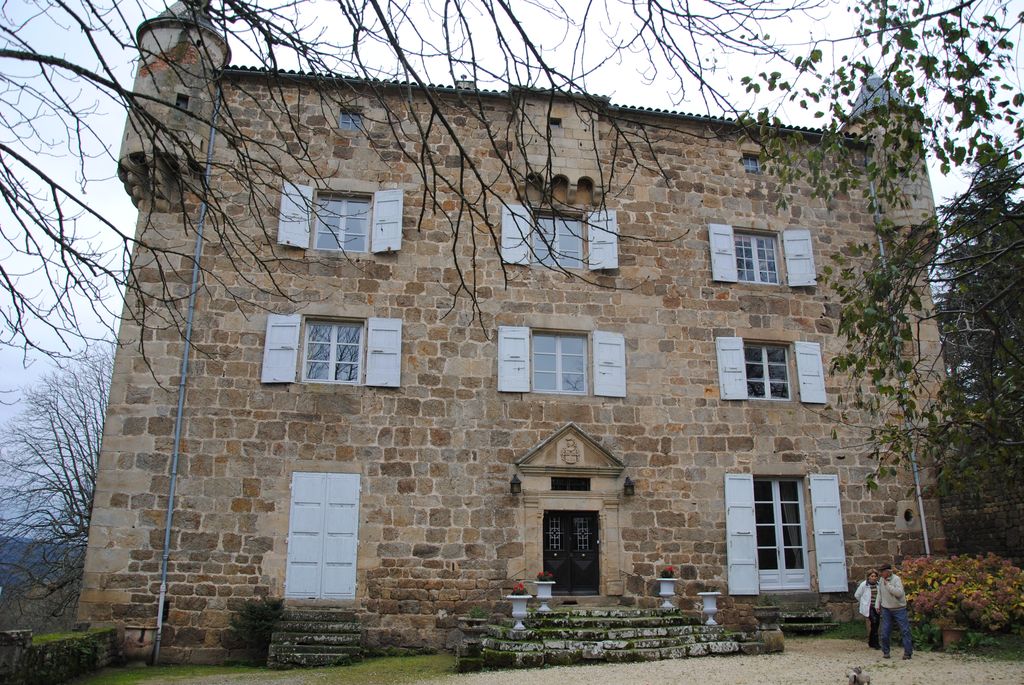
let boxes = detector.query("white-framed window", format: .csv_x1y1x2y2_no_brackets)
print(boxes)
261,314,402,387
724,473,849,596
744,344,789,400
734,233,779,284
742,154,761,174
501,205,619,270
533,332,587,394
709,224,816,287
535,217,584,269
754,479,810,591
277,184,403,253
314,196,370,252
338,111,363,131
716,337,825,404
303,320,363,384
497,327,625,397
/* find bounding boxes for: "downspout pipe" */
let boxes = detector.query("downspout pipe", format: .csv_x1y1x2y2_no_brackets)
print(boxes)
152,86,223,665
867,176,932,557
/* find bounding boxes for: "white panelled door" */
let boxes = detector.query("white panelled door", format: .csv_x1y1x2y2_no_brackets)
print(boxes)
285,472,361,599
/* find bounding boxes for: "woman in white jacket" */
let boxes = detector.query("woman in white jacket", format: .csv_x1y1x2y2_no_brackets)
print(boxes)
853,569,881,648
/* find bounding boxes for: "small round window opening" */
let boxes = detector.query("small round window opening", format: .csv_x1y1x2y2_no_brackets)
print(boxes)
903,508,915,523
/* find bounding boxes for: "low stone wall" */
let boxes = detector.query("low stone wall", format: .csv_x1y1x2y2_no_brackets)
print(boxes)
0,628,120,685
941,475,1024,567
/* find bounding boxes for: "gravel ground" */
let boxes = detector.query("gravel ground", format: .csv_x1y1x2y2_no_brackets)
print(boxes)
132,638,1024,685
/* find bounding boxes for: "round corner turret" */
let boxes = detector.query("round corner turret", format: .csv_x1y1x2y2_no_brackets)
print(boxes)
119,1,230,213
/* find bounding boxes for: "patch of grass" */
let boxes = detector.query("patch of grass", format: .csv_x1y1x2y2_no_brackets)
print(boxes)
952,632,1024,661
76,653,456,685
818,620,866,641
318,654,455,683
77,663,267,685
33,628,113,645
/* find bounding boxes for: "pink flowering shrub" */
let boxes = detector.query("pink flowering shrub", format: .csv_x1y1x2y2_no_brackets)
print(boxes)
900,554,1024,633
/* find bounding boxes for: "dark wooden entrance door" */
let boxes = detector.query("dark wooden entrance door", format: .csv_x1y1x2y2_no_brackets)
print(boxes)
543,511,599,595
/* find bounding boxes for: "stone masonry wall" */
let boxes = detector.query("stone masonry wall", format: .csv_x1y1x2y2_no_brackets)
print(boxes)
941,474,1024,567
78,76,945,662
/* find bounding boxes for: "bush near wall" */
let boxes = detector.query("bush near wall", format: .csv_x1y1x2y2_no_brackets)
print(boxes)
901,554,1024,633
0,628,119,685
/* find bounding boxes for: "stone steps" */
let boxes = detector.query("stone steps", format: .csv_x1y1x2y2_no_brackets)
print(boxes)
466,607,762,671
267,607,363,669
778,606,837,635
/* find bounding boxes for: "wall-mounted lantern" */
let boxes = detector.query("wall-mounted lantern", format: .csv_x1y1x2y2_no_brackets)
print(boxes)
510,474,522,495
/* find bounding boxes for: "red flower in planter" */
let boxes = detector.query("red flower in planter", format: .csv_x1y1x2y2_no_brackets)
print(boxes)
511,582,527,595
660,566,676,579
536,571,555,581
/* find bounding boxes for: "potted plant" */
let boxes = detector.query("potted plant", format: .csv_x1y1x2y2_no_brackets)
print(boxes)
534,571,556,613
506,581,531,630
657,566,677,609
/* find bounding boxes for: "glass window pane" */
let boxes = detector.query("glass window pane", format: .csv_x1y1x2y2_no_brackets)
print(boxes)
756,524,776,547
755,502,775,523
562,373,585,393
758,548,779,570
534,353,556,372
337,344,360,364
782,524,803,547
770,382,789,399
753,481,773,501
778,481,799,501
306,361,327,379
534,371,556,391
768,364,788,381
747,380,766,398
335,363,358,383
309,324,331,342
746,361,765,379
562,354,585,374
766,347,786,363
307,342,330,362
337,325,361,345
744,346,763,363
784,547,804,569
534,334,556,354
781,503,801,525
561,336,586,356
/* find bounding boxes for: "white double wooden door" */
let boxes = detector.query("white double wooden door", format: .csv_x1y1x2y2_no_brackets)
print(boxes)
285,472,360,599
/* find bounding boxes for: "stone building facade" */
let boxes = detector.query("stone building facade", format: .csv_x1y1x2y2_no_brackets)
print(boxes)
78,4,945,663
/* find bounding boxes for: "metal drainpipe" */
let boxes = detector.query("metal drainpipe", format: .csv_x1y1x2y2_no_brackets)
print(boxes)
152,86,224,665
868,175,932,557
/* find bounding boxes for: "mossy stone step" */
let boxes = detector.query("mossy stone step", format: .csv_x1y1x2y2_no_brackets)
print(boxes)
481,640,743,669
275,620,361,634
781,621,839,634
488,624,716,641
281,608,358,623
271,631,361,646
514,615,699,630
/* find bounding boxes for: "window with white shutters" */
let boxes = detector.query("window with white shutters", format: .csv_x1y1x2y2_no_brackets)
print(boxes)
497,327,626,397
501,204,619,271
261,315,403,387
708,224,816,287
716,337,826,404
277,185,404,253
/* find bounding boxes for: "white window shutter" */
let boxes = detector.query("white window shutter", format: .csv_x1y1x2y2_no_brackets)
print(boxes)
497,326,531,392
795,341,827,404
716,337,748,400
278,182,313,248
783,228,816,286
593,330,626,397
709,223,738,282
809,474,848,593
371,189,404,252
725,474,759,596
321,473,361,598
587,209,619,270
365,317,402,387
501,204,532,265
261,314,301,383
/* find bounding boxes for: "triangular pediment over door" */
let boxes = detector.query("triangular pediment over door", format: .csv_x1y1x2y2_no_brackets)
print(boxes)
515,422,625,478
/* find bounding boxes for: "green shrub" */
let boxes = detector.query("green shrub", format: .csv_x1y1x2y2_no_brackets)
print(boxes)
229,597,284,656
900,554,1024,633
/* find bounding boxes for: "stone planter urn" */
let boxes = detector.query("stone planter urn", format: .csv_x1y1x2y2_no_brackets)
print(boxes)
657,578,677,609
697,591,722,625
507,594,531,630
753,605,782,631
534,581,555,613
